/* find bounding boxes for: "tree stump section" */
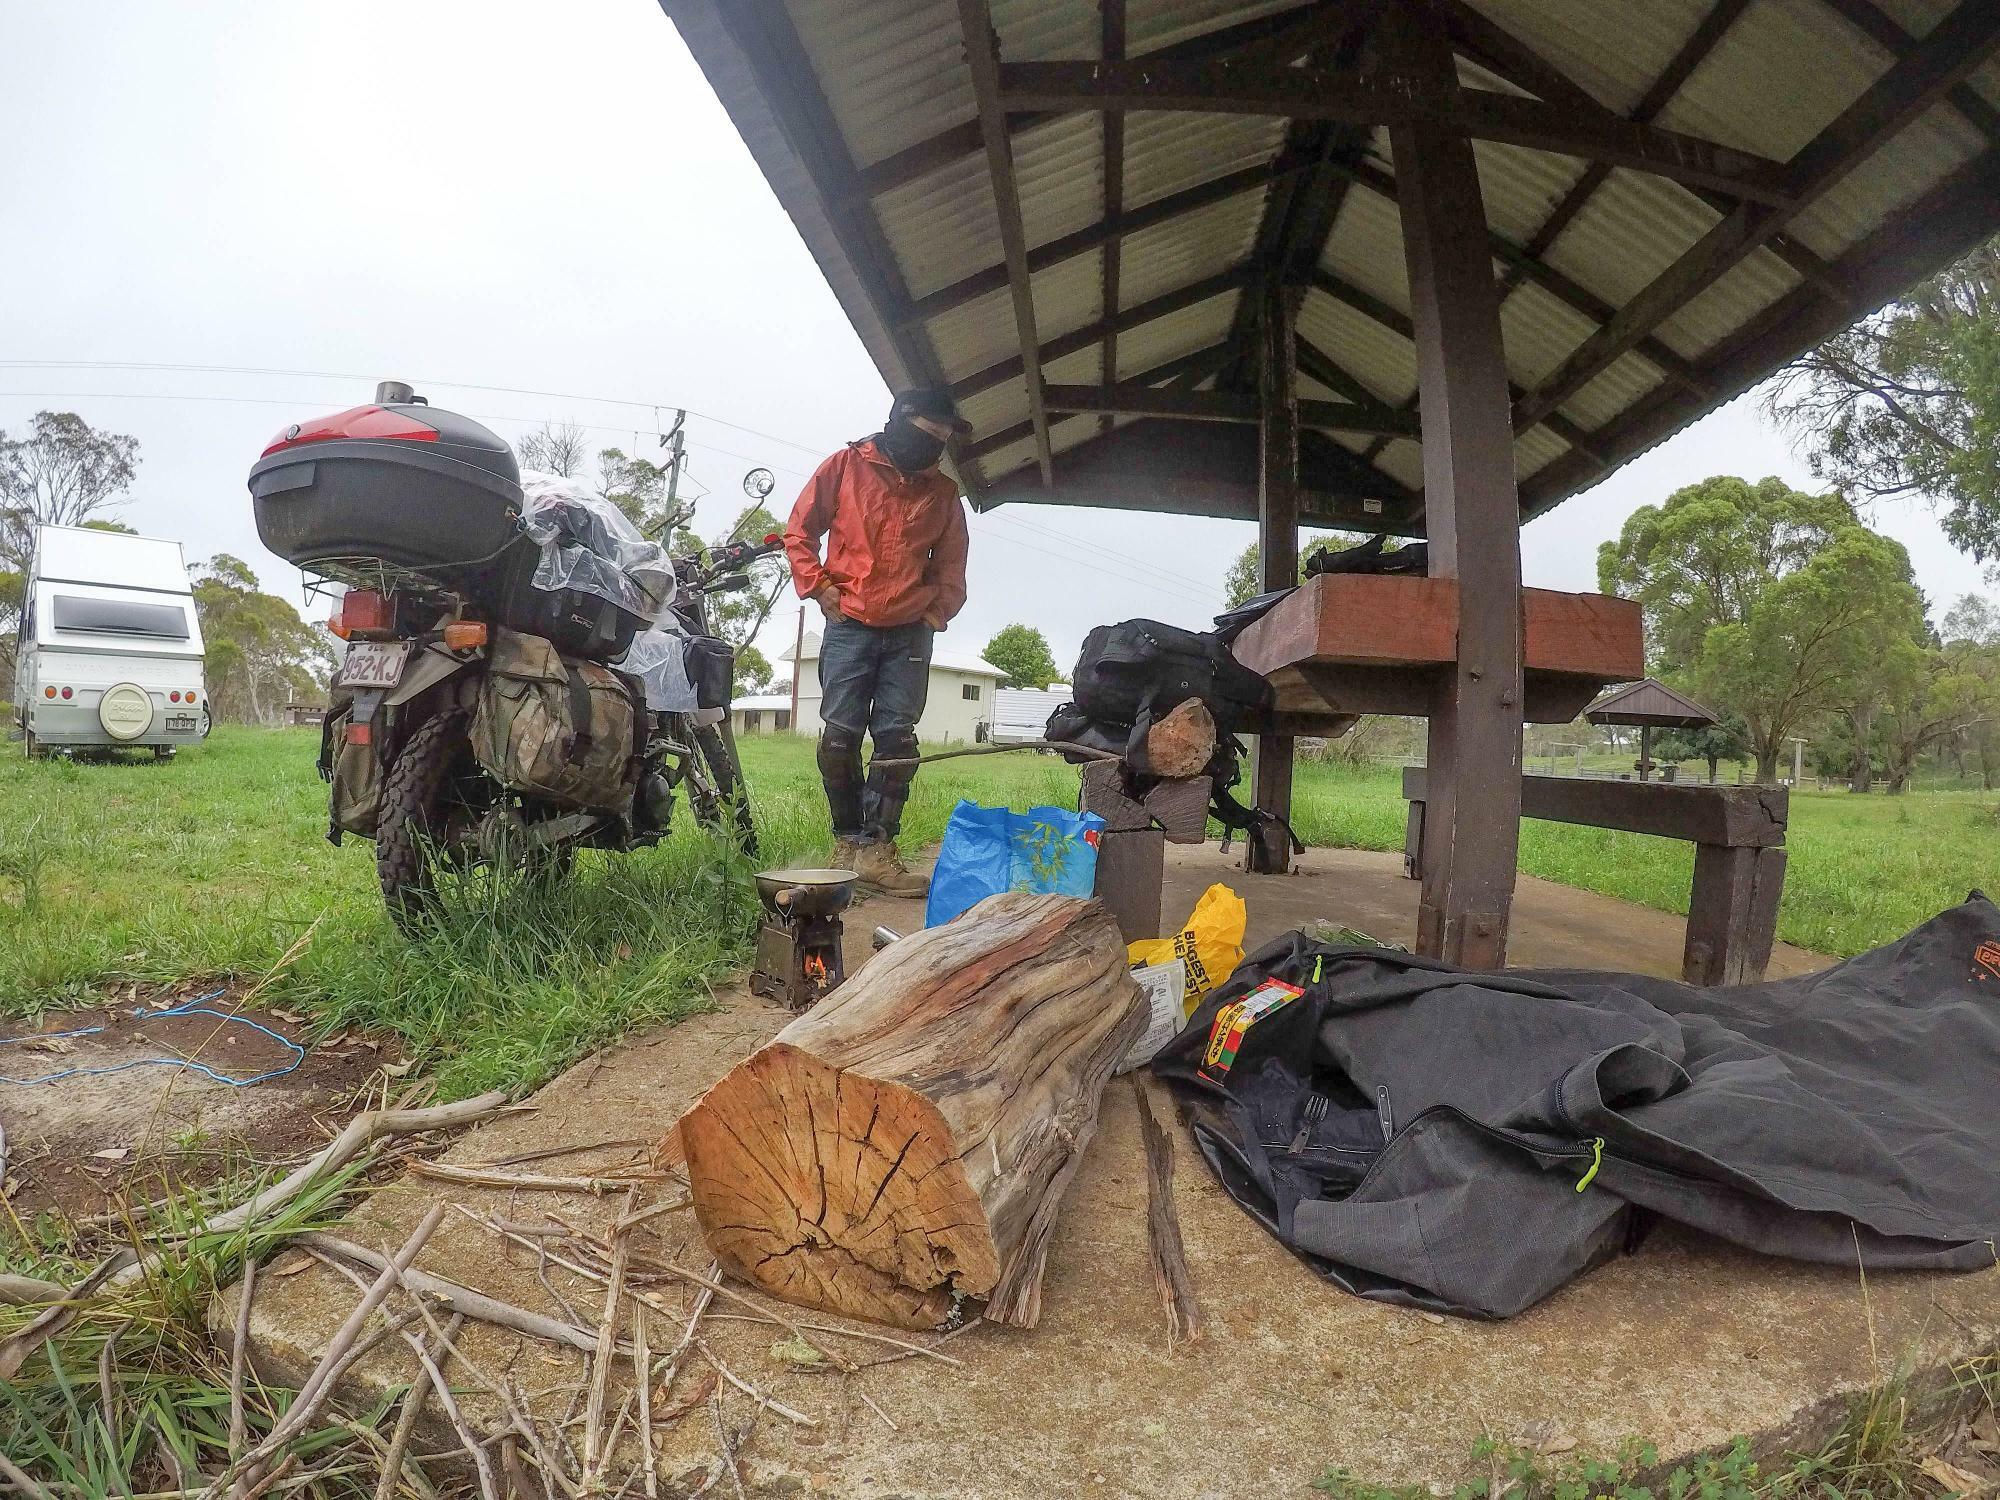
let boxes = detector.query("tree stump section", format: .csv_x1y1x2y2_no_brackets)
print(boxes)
676,893,1146,1331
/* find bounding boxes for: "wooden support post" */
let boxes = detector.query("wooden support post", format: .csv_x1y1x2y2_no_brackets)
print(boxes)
1684,844,1786,985
1250,277,1299,874
1638,724,1653,782
1388,1,1525,968
1094,828,1166,944
1403,797,1425,880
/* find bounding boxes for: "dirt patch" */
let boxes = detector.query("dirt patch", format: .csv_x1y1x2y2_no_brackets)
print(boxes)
0,983,398,1219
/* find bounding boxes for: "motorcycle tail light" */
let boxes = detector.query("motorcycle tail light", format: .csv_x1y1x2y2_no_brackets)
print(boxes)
442,620,488,651
336,589,394,639
345,722,373,747
262,405,439,457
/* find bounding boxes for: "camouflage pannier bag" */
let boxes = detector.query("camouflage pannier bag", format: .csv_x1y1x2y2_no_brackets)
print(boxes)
320,694,383,837
469,629,642,812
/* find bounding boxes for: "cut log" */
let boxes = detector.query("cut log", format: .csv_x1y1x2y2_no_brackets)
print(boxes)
676,893,1145,1331
1145,699,1217,779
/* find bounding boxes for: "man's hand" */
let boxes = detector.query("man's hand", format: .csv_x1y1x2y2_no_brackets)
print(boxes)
921,611,945,631
815,585,845,623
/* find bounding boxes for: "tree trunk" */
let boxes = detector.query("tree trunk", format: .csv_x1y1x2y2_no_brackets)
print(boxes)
677,892,1145,1331
1849,704,1873,793
1755,745,1780,784
1706,754,1719,784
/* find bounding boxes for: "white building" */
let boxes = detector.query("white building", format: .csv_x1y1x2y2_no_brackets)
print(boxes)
781,631,1006,745
729,693,794,736
991,685,1072,744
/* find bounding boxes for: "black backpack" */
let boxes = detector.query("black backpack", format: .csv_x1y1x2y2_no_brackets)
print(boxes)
1069,619,1272,735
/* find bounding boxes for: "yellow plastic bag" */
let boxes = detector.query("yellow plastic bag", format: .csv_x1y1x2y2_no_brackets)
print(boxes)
1128,883,1247,1016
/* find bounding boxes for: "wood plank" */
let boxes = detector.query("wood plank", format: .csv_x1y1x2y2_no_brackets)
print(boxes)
995,60,1794,202
1042,383,1420,434
1229,573,1642,681
1684,844,1787,984
1093,829,1167,943
1401,767,1790,848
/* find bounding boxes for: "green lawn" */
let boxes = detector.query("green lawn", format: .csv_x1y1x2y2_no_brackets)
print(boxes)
0,727,1992,1099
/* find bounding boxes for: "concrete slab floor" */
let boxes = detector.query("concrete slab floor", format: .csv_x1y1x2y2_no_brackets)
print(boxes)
240,847,1991,1500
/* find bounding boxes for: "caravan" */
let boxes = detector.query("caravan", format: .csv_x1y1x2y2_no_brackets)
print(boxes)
11,525,209,759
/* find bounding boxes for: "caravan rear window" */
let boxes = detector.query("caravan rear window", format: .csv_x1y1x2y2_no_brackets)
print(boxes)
51,594,191,639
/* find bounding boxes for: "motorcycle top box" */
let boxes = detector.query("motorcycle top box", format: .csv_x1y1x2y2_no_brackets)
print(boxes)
248,401,524,586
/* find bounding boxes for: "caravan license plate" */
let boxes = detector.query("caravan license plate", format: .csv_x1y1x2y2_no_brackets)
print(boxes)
340,641,411,689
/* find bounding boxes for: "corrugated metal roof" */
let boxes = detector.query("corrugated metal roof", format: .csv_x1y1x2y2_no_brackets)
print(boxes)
671,0,2000,514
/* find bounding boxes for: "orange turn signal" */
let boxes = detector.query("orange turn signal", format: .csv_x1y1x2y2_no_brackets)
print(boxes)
328,615,352,640
443,620,489,651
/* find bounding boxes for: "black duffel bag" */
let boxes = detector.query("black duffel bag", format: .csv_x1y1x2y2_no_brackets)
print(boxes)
1069,618,1271,734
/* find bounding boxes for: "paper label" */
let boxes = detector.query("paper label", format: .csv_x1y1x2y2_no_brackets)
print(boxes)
1199,977,1303,1084
1116,959,1188,1075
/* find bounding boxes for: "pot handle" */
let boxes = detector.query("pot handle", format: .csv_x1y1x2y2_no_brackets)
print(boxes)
775,884,812,909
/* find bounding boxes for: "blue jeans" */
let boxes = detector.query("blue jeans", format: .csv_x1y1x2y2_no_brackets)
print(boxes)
817,618,933,841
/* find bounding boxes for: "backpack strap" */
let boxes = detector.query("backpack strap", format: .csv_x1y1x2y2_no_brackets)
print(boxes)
562,661,596,765
1210,783,1304,857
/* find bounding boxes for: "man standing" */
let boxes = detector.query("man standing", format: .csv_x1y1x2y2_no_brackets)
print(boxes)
785,389,970,896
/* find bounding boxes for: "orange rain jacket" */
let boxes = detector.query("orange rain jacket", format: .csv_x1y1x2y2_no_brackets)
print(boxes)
784,438,969,630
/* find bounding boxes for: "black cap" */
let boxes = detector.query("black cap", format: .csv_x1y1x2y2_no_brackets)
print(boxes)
889,387,971,434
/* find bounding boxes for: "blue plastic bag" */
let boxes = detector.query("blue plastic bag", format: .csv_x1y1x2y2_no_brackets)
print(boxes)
924,800,1105,928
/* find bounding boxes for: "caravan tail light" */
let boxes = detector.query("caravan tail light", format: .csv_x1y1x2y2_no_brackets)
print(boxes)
59,687,72,699
261,405,439,458
43,686,55,699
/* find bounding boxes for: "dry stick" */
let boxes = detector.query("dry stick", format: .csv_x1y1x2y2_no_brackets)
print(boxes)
619,1255,854,1373
98,1317,130,1485
458,1212,810,1427
610,1197,691,1235
0,1249,137,1382
582,1188,639,1490
652,1268,718,1414
858,1392,899,1433
634,1303,658,1500
295,1233,601,1354
305,1254,503,1500
229,1205,448,1494
372,1313,465,1500
486,1138,647,1169
692,1312,961,1368
536,1238,585,1329
407,1162,677,1196
0,1455,51,1500
228,1258,258,1459
1131,1079,1204,1348
867,737,1121,768
711,1391,746,1500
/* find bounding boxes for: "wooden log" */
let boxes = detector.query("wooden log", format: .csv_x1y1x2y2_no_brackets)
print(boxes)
1145,698,1217,779
677,893,1146,1331
1093,828,1166,944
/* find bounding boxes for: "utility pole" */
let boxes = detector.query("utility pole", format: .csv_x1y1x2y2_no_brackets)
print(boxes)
1789,735,1807,787
661,409,688,518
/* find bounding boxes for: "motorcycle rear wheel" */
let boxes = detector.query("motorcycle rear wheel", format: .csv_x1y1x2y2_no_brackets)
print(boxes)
375,708,468,936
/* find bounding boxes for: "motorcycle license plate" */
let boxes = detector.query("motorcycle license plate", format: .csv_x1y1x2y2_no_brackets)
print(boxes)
339,641,412,689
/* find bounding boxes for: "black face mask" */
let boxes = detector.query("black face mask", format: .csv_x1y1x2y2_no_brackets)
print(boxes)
878,415,946,473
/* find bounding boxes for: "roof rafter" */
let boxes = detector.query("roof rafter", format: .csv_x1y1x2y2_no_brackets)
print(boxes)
1448,0,1849,303
1042,382,1420,435
1098,0,1125,437
956,0,1052,483
996,58,1797,203
848,2,1336,203
1512,0,2000,434
902,155,1302,326
949,264,1251,401
1812,0,2000,143
964,340,1236,462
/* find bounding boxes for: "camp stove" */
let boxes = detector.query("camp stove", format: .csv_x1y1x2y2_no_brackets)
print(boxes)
750,868,856,1010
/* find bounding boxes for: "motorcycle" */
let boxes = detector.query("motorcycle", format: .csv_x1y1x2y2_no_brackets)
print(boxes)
247,384,777,933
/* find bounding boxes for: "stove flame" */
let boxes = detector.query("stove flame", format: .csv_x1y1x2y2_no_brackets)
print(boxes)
804,952,830,986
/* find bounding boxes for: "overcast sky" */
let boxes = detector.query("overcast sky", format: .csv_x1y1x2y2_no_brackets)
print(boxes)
2,1,1989,677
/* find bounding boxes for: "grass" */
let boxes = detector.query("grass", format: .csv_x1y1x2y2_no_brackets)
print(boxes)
0,728,1992,1102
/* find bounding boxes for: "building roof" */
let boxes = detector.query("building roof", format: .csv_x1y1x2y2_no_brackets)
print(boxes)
732,693,795,712
663,0,2000,535
784,629,1008,677
1584,677,1719,729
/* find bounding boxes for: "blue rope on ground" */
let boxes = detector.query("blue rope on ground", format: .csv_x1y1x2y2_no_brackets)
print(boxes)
0,988,307,1088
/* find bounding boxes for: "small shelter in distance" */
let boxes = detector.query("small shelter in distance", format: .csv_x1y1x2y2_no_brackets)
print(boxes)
665,0,2000,965
1586,677,1721,781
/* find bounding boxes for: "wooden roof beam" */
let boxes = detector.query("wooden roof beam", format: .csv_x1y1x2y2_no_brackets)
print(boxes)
996,59,1797,204
1513,0,2000,434
1042,382,1421,435
957,0,1052,483
848,3,1336,203
962,340,1237,461
1098,0,1125,436
902,156,1302,326
1813,0,2000,144
949,264,1251,400
1449,0,1848,303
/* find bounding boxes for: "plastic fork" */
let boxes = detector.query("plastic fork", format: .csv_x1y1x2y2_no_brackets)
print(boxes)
1288,1092,1329,1154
